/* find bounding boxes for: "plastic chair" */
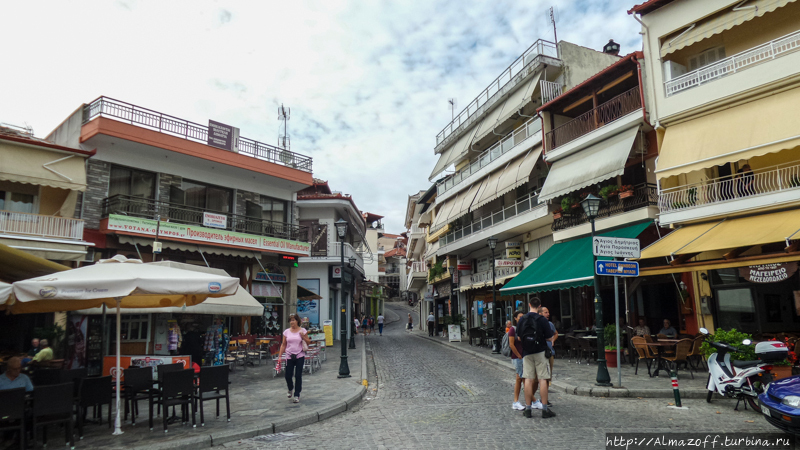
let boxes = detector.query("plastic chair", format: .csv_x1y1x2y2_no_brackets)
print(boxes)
632,336,655,376
150,369,196,433
32,383,74,449
124,367,156,426
0,388,26,450
77,375,113,439
196,365,230,426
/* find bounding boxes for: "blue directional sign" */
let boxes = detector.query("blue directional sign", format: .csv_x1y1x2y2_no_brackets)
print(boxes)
596,260,639,277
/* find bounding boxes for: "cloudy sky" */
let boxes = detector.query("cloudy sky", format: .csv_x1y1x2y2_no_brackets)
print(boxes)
1,0,641,232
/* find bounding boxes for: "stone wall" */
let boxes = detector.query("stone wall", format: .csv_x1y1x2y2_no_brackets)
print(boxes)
81,159,111,230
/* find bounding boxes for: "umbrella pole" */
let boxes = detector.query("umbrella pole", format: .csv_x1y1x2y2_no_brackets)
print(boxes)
113,299,123,435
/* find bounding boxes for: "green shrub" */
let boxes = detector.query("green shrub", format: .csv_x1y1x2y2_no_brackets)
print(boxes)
604,323,617,350
428,261,445,282
598,185,619,200
700,328,756,360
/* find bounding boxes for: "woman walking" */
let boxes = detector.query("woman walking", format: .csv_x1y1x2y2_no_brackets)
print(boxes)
362,315,369,335
407,313,413,330
279,314,311,403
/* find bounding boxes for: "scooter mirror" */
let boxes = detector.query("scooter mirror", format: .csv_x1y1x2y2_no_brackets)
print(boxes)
742,339,752,345
699,327,709,335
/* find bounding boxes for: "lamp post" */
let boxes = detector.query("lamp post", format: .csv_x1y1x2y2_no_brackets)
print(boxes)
335,219,350,378
349,256,357,350
487,236,500,354
448,266,455,319
581,194,612,386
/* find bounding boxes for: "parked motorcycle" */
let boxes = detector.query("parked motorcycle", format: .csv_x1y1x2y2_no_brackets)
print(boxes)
701,327,787,412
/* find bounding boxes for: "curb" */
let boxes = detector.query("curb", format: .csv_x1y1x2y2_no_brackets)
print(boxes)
361,334,368,387
130,384,367,450
409,330,708,400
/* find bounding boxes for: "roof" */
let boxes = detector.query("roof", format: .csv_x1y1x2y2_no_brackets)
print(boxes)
362,212,384,224
384,247,406,258
297,192,361,217
0,125,95,157
537,51,644,113
628,0,676,15
298,178,332,195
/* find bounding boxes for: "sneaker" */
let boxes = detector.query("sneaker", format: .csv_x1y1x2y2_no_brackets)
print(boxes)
512,401,525,410
288,390,293,398
523,408,532,418
292,396,300,403
542,408,556,418
546,401,553,407
531,400,543,410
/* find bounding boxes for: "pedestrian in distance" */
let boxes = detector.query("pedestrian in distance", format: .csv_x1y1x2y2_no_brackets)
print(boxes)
539,306,558,401
368,315,375,335
508,310,526,411
354,317,360,336
279,314,311,403
427,311,435,336
516,297,556,418
505,320,512,334
362,316,369,335
377,314,385,336
407,313,414,331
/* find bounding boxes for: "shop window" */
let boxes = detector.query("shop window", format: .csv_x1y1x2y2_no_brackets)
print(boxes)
182,179,232,213
0,181,39,213
260,195,286,223
716,288,755,330
710,268,743,285
120,314,149,342
764,294,783,323
109,166,156,199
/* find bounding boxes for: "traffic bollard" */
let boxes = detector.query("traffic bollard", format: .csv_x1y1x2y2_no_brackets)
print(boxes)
670,370,682,407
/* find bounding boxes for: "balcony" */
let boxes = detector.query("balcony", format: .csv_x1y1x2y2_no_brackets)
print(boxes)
83,97,313,173
322,241,364,274
409,225,426,237
545,86,641,151
101,194,308,242
665,30,800,97
658,161,800,224
459,265,520,289
0,211,85,241
552,184,658,232
407,261,428,290
435,40,558,149
437,117,541,198
440,192,546,248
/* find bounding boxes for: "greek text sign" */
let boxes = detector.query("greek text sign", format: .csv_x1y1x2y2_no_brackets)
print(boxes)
495,259,523,267
593,237,640,258
596,260,639,277
207,120,238,151
739,263,798,284
104,214,310,256
202,212,227,229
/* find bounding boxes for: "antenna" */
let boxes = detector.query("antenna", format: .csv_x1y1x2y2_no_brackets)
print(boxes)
448,98,456,121
546,6,559,57
278,104,290,151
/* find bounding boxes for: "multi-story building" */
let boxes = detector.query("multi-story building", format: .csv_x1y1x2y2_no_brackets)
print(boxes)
47,97,314,353
425,39,621,336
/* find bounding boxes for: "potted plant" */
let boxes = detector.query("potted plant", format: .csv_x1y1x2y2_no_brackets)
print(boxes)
772,358,793,380
619,185,635,199
552,207,563,220
598,184,620,201
700,328,757,362
604,323,619,368
560,196,579,212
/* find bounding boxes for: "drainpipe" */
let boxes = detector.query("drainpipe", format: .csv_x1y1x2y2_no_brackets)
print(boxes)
631,55,653,128
631,13,661,129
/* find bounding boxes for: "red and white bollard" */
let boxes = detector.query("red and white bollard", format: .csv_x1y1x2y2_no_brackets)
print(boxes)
670,370,682,407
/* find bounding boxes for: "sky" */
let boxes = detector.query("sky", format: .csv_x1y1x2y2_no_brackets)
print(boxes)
0,0,642,233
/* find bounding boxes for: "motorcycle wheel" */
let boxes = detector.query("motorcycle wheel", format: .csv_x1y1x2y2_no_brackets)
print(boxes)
706,374,713,403
746,396,762,413
744,374,770,413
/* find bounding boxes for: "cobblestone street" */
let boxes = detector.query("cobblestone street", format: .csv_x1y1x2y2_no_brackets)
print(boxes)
228,304,776,450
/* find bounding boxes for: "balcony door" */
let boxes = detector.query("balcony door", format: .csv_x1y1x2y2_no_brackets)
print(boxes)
181,179,232,214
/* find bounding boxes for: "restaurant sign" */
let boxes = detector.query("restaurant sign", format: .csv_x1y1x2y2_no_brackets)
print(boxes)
104,214,311,256
739,262,798,284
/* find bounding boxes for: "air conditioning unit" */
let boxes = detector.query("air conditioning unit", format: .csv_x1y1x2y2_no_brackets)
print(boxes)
663,60,687,81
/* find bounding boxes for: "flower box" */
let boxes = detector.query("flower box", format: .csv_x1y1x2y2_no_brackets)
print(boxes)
619,191,634,199
553,212,563,219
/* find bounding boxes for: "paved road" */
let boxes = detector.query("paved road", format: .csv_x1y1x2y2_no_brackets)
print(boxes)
229,304,777,450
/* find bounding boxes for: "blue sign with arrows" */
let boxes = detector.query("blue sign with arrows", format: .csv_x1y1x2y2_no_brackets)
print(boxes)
596,260,639,277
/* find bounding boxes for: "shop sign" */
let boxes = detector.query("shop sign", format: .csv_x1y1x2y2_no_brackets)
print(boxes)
255,271,287,283
505,248,522,259
452,269,459,285
202,212,227,229
104,214,311,256
207,120,239,152
495,259,523,267
505,241,521,248
251,282,282,298
457,261,471,271
739,262,798,284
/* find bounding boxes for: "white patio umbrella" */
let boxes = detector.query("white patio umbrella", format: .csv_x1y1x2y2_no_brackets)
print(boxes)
11,255,239,435
0,281,12,307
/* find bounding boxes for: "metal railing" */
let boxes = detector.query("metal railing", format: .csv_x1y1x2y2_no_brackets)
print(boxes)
665,30,800,97
551,184,658,231
545,86,641,151
460,265,520,288
410,225,426,235
437,116,542,197
322,241,364,271
659,161,800,214
0,210,85,240
83,97,313,173
101,194,308,242
435,39,558,148
440,192,545,247
540,80,563,104
409,261,427,274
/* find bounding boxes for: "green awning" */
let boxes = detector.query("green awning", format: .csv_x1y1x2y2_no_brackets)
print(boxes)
500,221,652,295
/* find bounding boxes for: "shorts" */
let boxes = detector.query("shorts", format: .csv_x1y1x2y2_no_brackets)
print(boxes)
512,358,524,377
522,351,551,380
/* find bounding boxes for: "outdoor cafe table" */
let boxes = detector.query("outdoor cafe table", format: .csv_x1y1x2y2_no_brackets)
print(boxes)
643,342,678,377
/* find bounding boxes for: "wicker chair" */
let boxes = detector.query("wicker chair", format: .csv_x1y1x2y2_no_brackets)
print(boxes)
632,337,655,376
688,335,706,370
661,338,695,378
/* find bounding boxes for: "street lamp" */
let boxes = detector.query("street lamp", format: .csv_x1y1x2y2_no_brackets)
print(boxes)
335,219,350,378
487,236,500,354
348,256,357,350
581,194,611,386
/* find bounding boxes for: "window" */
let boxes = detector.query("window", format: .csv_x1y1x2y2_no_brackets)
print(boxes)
109,166,156,199
688,46,726,71
182,179,232,213
0,181,38,213
120,314,149,341
260,195,286,222
716,288,755,330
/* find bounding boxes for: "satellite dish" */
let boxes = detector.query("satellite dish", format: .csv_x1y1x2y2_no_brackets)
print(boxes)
280,150,294,165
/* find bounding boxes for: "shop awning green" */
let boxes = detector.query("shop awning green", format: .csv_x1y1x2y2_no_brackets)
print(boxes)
500,221,652,295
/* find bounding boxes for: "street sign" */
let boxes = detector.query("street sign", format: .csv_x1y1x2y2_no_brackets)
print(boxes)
592,236,640,258
596,260,639,277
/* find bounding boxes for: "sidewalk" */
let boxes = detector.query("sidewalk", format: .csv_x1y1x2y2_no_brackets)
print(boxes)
76,340,366,450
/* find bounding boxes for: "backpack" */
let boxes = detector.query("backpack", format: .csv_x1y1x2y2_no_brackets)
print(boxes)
518,314,540,354
501,330,512,357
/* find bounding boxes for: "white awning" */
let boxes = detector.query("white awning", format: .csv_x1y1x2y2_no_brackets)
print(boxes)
495,146,543,198
0,140,88,191
117,235,258,259
0,237,89,262
494,71,542,128
429,146,454,181
447,178,484,222
538,126,640,203
471,164,508,210
430,197,457,230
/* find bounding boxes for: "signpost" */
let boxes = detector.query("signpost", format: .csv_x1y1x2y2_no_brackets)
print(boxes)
595,261,639,277
592,236,641,258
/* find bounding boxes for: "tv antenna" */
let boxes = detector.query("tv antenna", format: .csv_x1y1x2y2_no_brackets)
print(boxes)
278,104,290,151
448,98,457,121
546,6,559,56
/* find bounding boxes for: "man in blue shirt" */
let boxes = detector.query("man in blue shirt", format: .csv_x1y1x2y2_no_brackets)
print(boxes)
659,319,677,338
0,357,34,392
516,297,555,418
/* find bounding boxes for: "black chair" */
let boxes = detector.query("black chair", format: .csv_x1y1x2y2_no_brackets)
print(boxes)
196,365,231,426
30,369,62,386
123,368,156,426
60,368,88,400
0,388,27,450
155,363,185,416
149,369,195,433
31,383,74,449
77,375,113,439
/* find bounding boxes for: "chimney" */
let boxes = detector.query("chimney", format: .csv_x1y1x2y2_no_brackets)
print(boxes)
603,39,621,56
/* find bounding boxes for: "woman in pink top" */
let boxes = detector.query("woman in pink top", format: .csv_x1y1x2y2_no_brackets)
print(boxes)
279,314,311,403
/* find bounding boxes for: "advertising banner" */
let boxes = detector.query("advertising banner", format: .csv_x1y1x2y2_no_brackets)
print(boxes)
297,279,321,325
202,212,227,229
102,355,192,382
323,320,334,347
65,315,88,370
207,120,239,151
104,214,311,256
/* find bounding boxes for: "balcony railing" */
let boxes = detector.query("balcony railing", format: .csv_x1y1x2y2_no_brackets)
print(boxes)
0,211,85,241
545,86,642,151
101,194,308,242
659,161,800,214
437,117,541,197
435,39,558,148
409,261,427,274
410,225,426,235
440,192,544,247
83,97,313,173
665,30,800,97
319,241,364,270
460,265,520,288
551,184,658,232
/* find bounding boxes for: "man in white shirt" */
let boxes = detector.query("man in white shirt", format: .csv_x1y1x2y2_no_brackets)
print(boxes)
377,314,385,336
427,312,436,336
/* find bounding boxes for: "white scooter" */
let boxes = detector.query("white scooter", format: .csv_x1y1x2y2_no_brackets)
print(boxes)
701,327,787,412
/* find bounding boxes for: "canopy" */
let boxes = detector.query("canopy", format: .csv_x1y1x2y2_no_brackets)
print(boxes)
500,221,651,295
538,126,640,202
0,237,89,262
474,71,542,143
0,281,11,307
656,86,800,180
495,146,543,198
117,235,258,259
430,196,456,231
472,162,511,210
298,285,322,301
660,0,796,57
0,140,88,191
449,179,485,221
0,242,69,283
429,123,481,181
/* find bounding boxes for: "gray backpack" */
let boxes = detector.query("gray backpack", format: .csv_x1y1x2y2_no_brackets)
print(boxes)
501,329,512,357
